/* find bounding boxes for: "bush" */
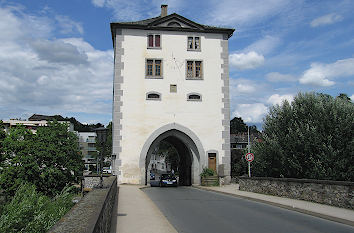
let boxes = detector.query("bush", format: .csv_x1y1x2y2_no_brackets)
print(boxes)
252,92,354,181
0,183,76,233
200,168,216,178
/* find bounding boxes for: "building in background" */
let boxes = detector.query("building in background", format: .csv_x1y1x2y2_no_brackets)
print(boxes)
78,132,98,171
3,119,74,134
230,133,261,150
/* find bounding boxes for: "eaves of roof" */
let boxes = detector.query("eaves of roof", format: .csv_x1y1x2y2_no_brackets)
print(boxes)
110,13,235,46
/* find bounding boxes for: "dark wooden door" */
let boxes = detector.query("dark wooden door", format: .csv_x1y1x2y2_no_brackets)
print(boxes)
208,153,216,171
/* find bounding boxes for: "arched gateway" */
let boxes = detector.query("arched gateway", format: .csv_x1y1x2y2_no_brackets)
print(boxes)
140,123,205,185
110,5,234,185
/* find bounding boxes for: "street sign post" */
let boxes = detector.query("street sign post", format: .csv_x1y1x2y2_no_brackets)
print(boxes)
245,153,254,162
245,152,254,177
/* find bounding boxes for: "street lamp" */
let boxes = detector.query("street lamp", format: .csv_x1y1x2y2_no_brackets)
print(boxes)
94,127,108,188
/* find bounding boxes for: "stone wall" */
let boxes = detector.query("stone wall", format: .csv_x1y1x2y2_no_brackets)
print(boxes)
48,176,118,233
83,175,113,189
238,177,354,209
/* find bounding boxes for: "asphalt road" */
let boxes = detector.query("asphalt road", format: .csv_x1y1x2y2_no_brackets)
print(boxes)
143,187,354,233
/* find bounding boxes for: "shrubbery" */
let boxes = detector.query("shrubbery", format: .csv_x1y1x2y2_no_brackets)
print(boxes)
0,183,76,233
200,167,216,177
252,92,354,181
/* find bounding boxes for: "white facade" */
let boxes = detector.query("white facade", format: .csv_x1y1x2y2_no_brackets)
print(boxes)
3,119,74,134
111,7,233,185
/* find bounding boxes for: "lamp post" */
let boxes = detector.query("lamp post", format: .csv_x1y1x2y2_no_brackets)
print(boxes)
94,127,108,188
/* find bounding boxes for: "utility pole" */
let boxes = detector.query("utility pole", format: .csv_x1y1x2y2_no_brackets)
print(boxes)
248,125,251,177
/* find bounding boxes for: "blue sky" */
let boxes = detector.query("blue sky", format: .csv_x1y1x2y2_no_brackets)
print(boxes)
0,0,353,127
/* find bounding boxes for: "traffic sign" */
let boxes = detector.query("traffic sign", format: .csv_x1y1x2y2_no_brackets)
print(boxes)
245,153,254,162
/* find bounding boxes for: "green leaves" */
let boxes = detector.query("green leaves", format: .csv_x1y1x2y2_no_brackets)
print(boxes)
252,92,354,181
0,183,75,233
0,120,84,198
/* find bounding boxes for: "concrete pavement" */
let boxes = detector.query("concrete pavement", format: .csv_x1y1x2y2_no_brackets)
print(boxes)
111,184,177,233
193,183,354,227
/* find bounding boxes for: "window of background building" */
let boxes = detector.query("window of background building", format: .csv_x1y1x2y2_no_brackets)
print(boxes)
148,34,161,48
186,60,203,79
187,36,200,50
187,93,202,101
146,92,161,100
146,59,163,78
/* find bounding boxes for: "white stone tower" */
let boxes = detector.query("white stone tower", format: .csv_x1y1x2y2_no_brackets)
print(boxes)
111,5,234,185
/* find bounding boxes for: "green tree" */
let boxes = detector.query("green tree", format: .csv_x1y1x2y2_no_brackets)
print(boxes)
230,117,247,133
0,121,83,198
252,92,354,181
336,93,352,102
0,183,75,233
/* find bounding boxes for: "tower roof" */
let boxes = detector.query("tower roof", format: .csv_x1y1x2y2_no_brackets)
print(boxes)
110,11,235,45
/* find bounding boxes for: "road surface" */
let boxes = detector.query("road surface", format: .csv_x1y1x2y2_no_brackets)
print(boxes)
143,187,354,233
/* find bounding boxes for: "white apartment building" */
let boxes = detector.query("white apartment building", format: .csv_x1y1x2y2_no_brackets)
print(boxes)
111,5,234,185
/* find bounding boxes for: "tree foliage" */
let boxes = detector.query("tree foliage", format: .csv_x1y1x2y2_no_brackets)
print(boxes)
230,117,259,134
252,92,354,181
230,117,247,133
0,121,83,198
0,183,75,233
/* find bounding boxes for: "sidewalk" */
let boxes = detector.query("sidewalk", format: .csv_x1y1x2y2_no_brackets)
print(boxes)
111,184,177,233
193,183,354,227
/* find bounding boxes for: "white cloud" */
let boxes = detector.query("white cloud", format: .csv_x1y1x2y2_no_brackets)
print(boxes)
229,51,264,70
90,0,184,21
266,72,296,82
236,84,256,94
30,39,88,64
0,5,113,120
55,15,84,35
299,58,354,86
92,0,106,7
230,78,257,95
208,0,293,26
267,94,293,105
244,35,281,55
232,103,268,123
350,95,354,102
310,13,343,27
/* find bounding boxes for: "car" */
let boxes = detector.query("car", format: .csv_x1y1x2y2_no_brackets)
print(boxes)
150,172,155,180
160,173,178,187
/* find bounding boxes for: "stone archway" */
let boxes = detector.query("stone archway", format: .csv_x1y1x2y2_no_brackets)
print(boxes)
139,123,205,185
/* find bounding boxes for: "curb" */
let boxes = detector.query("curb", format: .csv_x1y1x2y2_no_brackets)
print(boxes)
192,185,354,227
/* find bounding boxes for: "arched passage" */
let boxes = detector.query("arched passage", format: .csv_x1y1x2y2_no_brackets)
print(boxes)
139,123,205,185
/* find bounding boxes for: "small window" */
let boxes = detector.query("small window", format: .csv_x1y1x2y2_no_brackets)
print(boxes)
186,61,203,79
187,93,202,101
148,34,161,48
170,84,177,93
146,59,163,78
146,92,161,100
187,36,200,50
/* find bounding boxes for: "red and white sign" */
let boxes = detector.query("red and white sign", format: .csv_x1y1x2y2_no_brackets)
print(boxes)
245,153,254,162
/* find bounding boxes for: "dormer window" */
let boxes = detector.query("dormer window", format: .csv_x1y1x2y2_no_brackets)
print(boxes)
146,92,161,100
148,34,161,48
187,36,200,51
187,93,202,101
